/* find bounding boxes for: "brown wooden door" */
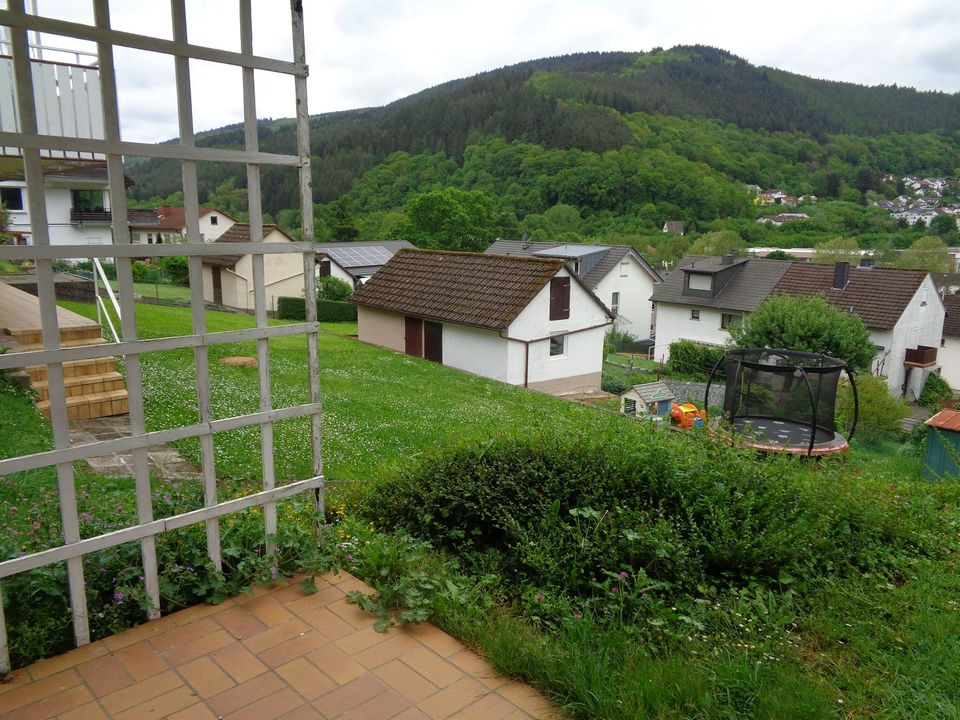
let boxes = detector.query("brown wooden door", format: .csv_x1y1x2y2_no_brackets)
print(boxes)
212,266,222,305
424,321,443,363
404,316,423,357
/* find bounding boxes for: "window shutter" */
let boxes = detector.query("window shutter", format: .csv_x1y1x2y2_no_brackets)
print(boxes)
550,277,570,320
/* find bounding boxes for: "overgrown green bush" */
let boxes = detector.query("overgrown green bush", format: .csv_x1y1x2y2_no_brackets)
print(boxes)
367,428,930,617
668,340,725,379
131,260,151,282
837,373,910,443
920,372,954,410
316,275,354,301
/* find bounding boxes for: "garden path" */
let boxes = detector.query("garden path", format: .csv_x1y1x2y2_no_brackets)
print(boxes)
0,572,560,719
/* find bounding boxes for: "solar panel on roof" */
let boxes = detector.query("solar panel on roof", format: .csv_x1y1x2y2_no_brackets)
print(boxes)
327,245,394,268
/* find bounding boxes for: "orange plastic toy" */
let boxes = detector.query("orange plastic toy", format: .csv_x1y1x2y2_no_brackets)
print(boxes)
670,403,707,429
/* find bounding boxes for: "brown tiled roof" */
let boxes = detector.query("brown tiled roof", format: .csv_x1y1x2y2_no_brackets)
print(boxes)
154,206,219,230
485,240,661,286
203,223,286,268
943,293,960,337
127,209,160,226
650,256,792,312
774,264,927,330
349,248,568,330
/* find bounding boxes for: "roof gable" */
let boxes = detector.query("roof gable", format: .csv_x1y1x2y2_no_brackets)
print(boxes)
203,224,290,267
773,264,928,330
650,256,792,312
350,249,570,330
485,240,661,286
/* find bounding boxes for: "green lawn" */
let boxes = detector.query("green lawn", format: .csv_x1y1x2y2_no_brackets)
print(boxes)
3,300,959,718
107,280,193,302
607,352,658,370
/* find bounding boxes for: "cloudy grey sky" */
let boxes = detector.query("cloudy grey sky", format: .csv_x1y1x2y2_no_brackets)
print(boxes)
26,0,960,143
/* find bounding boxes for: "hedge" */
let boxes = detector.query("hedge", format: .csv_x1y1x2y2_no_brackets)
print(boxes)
667,340,726,379
276,296,358,322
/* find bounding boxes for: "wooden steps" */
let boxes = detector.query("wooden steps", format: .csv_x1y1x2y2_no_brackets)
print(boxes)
7,327,129,422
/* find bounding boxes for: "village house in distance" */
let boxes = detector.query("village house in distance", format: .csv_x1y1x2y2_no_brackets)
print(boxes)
350,248,613,395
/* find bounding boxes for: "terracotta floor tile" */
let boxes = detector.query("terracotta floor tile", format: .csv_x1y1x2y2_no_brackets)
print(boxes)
334,626,391,656
278,705,326,720
242,595,295,627
76,654,133,697
326,596,376,630
0,669,83,715
177,655,236,699
171,598,236,626
26,642,107,681
167,703,220,720
226,687,305,720
417,676,488,720
113,640,170,680
305,644,367,686
243,618,311,655
210,643,270,684
149,617,220,653
213,605,269,640
497,682,556,719
112,686,200,720
274,657,336,701
163,629,235,666
11,684,93,720
59,701,109,720
451,692,519,720
354,632,421,670
339,687,411,720
103,617,177,652
401,647,465,688
448,649,510,689
393,708,432,720
327,573,375,595
311,674,388,718
300,606,355,641
257,630,327,668
283,584,346,616
373,659,440,703
206,672,286,717
99,669,184,715
404,623,467,658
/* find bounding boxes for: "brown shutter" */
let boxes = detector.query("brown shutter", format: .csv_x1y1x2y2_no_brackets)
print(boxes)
424,321,443,363
550,277,570,320
318,259,331,278
404,316,423,357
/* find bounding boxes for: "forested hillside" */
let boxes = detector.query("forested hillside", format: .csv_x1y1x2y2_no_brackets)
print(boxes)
127,45,960,262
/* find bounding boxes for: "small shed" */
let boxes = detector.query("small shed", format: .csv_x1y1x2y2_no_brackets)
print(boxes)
923,409,960,481
620,381,676,419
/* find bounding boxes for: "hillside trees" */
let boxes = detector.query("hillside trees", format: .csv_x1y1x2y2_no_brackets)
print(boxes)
813,237,862,264
897,236,953,273
395,187,502,251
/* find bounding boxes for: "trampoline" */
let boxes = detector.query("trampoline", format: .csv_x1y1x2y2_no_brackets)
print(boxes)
705,348,858,457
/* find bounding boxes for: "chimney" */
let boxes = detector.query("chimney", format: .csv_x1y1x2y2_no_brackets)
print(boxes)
520,232,530,249
721,253,736,266
833,261,850,289
859,258,874,268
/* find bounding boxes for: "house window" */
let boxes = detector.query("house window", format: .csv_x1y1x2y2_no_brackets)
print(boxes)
623,398,637,416
71,189,105,211
0,187,23,210
720,313,739,329
550,335,565,357
620,261,628,277
210,215,218,226
691,309,700,321
146,233,153,244
611,291,620,316
549,277,570,320
318,260,331,278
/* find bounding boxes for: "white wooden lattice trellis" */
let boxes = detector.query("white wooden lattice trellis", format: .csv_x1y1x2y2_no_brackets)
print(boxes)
0,0,322,675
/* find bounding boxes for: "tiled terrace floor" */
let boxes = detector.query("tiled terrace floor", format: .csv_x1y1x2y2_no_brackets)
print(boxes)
0,573,560,719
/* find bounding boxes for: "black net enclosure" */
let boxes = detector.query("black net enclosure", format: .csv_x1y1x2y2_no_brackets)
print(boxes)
705,348,858,456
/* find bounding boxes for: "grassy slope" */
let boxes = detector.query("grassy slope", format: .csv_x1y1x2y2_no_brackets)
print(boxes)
8,300,958,717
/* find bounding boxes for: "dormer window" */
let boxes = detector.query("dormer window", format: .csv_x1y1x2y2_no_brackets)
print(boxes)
688,273,712,292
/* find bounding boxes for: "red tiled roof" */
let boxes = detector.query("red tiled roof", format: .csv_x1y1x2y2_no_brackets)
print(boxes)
203,223,287,267
349,248,567,330
774,264,927,330
155,206,218,230
927,409,960,432
944,293,960,337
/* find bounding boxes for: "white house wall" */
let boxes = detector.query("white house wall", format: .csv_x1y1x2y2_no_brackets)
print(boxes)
592,254,657,340
883,276,945,399
651,305,732,362
356,305,405,353
3,182,113,247
941,337,960,390
442,324,510,382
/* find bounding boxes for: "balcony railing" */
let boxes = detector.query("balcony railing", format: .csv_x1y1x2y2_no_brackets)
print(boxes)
904,345,938,367
70,208,113,224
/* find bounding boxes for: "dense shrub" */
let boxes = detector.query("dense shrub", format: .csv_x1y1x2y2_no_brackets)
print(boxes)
276,296,358,322
920,372,954,410
836,373,910,443
131,260,151,282
601,372,630,395
157,256,189,285
367,428,925,608
668,340,726,379
316,275,354,301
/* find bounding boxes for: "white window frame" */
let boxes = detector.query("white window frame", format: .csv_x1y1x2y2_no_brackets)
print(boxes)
549,334,566,357
691,309,701,321
611,291,620,315
619,260,629,277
